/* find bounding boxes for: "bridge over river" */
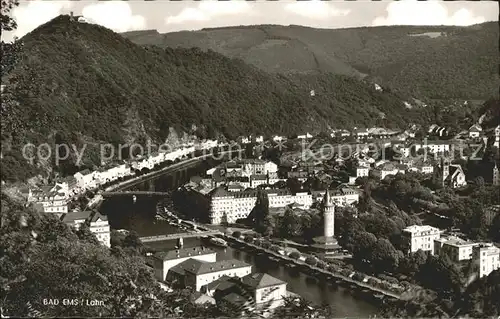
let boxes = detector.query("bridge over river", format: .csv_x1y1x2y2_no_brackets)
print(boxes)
139,230,220,243
102,191,170,197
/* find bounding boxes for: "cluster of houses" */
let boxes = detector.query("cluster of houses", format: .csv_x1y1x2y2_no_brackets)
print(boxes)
147,246,288,314
402,225,500,279
182,158,361,225
23,140,220,247
61,210,111,247
346,139,467,188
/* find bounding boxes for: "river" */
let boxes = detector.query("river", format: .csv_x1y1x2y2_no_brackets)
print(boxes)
99,162,379,317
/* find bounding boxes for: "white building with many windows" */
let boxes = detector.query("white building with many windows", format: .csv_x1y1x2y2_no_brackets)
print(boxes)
167,259,252,292
402,225,441,255
61,210,111,247
147,247,217,281
240,273,287,310
434,236,477,262
312,187,360,207
414,140,451,155
473,243,500,278
209,188,313,225
27,184,69,215
74,169,97,191
356,166,370,178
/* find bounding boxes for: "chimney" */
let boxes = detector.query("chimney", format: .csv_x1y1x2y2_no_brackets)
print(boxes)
70,11,74,18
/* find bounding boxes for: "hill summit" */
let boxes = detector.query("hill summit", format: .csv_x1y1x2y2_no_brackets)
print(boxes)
2,15,424,181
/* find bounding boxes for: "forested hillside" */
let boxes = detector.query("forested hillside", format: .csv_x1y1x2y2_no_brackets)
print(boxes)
123,22,499,100
1,15,423,182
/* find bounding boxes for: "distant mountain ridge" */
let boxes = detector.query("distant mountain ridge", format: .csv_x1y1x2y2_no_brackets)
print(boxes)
122,22,499,100
1,15,425,182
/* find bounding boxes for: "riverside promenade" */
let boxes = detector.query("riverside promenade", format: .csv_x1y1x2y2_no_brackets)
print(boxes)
222,235,406,300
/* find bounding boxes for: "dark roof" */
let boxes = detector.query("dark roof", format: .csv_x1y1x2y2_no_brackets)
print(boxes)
77,169,92,175
222,292,249,308
228,184,245,190
62,176,77,184
251,174,267,181
90,211,108,222
206,275,237,291
31,185,65,198
240,273,285,289
61,210,93,222
61,210,108,224
209,187,231,198
174,259,250,276
239,159,266,165
153,247,215,261
424,140,451,145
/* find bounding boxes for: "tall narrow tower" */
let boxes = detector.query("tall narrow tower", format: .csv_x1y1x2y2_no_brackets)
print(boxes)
493,162,499,186
323,190,335,240
441,157,450,186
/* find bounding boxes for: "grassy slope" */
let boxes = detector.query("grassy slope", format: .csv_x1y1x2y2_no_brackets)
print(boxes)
1,15,420,182
123,22,499,100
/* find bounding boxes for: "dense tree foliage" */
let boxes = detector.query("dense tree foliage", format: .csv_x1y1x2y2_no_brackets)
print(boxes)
381,269,500,318
1,193,182,317
274,208,323,243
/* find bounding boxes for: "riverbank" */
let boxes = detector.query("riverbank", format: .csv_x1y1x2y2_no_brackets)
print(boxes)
223,234,407,300
148,210,411,301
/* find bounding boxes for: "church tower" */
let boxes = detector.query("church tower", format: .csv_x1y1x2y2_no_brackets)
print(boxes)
493,162,499,186
441,157,450,186
322,190,335,239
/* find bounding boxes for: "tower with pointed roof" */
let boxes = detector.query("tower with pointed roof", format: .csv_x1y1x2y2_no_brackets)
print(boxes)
493,162,499,186
323,189,335,239
311,188,340,255
441,157,450,186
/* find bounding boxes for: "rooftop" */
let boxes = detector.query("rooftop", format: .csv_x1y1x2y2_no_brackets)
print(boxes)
205,275,237,291
61,210,93,222
172,259,251,276
240,273,285,289
153,246,215,261
436,236,476,247
251,174,268,181
221,292,250,308
76,169,92,176
403,225,440,234
61,210,108,223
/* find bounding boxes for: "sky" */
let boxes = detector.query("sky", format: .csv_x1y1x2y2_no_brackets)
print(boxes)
2,0,498,42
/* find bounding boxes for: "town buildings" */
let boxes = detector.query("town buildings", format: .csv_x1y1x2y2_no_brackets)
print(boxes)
473,243,500,278
434,236,477,262
493,162,499,186
485,125,500,148
27,183,69,215
61,210,111,247
441,159,467,188
414,140,451,155
209,188,313,225
211,273,287,313
468,124,482,139
356,165,370,178
167,259,252,291
74,169,97,191
312,187,360,207
402,225,441,255
207,160,278,179
297,133,313,140
147,247,217,281
239,273,287,309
